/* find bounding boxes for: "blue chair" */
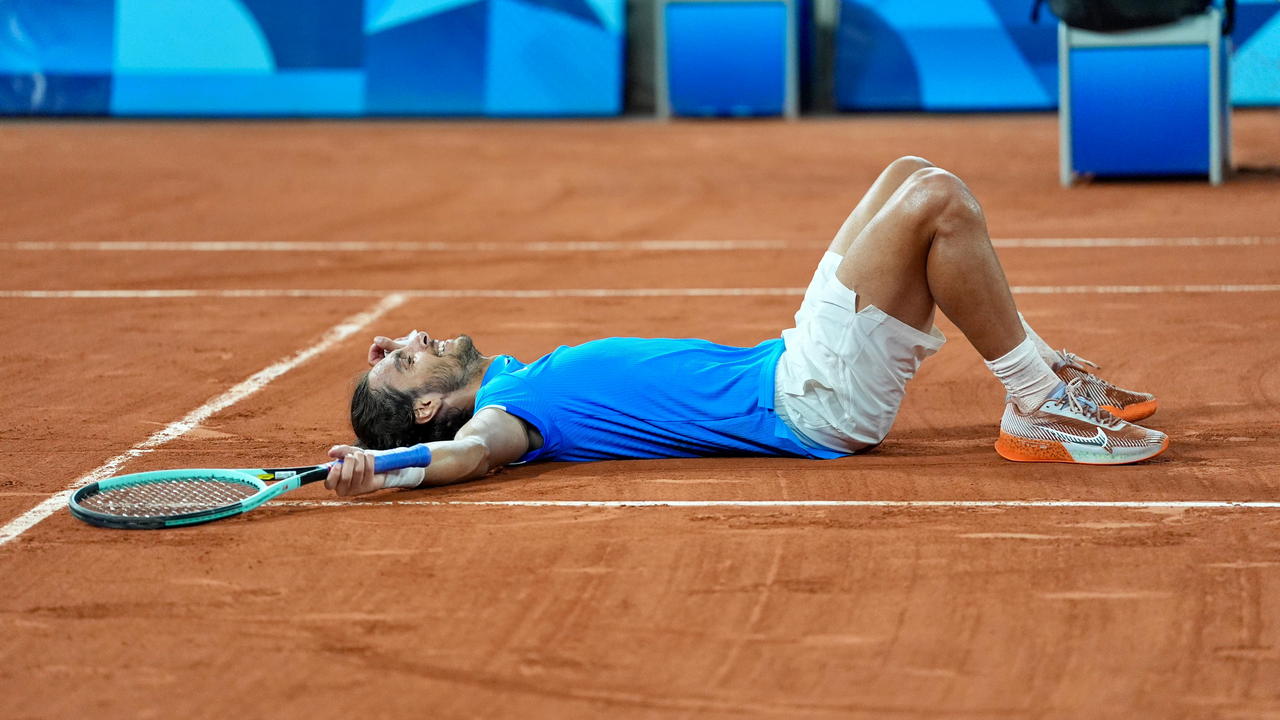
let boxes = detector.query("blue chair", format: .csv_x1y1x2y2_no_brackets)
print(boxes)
1059,8,1232,185
655,0,799,118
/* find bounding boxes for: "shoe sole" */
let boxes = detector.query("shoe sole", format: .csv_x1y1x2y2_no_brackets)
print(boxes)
1103,399,1158,423
994,432,1169,465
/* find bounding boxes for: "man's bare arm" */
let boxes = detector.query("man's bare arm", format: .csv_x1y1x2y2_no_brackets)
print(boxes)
325,407,533,496
423,407,533,486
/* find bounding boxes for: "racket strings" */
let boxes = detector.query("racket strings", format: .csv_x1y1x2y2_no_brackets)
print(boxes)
79,477,259,517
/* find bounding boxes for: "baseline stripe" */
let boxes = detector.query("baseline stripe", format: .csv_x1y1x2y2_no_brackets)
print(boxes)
2,284,1279,299
994,237,1279,248
6,240,787,253
5,237,1277,252
0,293,407,548
273,499,1280,509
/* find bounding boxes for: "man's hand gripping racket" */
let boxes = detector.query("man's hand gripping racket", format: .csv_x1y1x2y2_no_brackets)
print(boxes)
68,444,432,530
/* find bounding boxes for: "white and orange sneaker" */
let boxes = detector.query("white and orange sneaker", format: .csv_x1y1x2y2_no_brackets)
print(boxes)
1053,350,1157,422
995,379,1168,465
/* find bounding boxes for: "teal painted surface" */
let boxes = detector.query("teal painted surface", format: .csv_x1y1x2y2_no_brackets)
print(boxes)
115,0,275,71
112,71,364,115
1234,7,1280,105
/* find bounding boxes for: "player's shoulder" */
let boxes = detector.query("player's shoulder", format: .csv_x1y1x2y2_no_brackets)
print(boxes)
463,405,545,453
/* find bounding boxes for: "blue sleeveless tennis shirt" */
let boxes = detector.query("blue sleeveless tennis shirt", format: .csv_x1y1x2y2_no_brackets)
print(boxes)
473,337,843,463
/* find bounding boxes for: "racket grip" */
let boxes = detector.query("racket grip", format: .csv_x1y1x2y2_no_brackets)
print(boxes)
371,444,433,473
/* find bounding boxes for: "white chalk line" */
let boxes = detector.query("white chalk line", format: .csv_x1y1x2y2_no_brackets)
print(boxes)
995,237,1280,248
5,237,1277,252
0,293,407,548
271,499,1280,510
3,284,1279,300
7,240,787,253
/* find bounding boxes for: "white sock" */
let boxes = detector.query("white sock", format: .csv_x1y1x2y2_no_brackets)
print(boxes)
1018,313,1062,368
985,336,1062,413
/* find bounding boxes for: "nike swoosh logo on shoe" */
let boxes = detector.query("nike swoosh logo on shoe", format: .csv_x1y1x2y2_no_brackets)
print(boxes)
1045,427,1111,451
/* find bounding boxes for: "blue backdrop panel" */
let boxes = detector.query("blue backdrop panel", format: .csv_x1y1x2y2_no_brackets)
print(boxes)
1233,0,1280,105
836,0,1056,111
112,0,368,115
365,1,489,114
835,0,1280,110
366,0,621,116
112,72,364,115
0,0,623,116
0,0,115,114
665,2,788,117
1070,46,1210,176
239,0,364,68
0,74,112,115
485,0,622,116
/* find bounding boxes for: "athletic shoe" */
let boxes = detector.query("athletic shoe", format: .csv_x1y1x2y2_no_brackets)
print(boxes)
1053,349,1157,422
995,379,1168,465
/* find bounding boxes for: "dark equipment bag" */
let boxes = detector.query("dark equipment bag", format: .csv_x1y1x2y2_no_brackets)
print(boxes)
1032,0,1235,34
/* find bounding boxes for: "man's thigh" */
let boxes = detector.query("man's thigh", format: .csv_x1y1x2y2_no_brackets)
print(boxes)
778,252,945,451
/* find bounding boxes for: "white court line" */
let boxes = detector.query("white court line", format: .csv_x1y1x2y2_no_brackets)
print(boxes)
2,284,1280,300
6,240,787,252
5,237,1277,252
271,499,1280,510
0,288,802,299
0,293,406,548
994,237,1279,248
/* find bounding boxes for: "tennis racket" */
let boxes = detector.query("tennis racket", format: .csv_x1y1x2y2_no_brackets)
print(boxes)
68,444,432,530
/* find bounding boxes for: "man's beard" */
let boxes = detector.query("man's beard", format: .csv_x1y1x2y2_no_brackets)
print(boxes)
416,335,484,396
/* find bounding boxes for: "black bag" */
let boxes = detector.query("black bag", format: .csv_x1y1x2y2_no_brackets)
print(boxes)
1032,0,1235,34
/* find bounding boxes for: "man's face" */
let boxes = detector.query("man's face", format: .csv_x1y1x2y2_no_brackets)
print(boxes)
366,330,481,395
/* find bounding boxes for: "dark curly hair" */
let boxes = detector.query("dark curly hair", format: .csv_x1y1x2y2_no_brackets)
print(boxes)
350,371,472,449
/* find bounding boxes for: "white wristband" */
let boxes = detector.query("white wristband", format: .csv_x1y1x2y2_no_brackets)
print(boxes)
362,447,428,489
381,466,426,489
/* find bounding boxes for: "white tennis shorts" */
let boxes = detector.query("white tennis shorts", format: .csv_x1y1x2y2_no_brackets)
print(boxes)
775,251,946,454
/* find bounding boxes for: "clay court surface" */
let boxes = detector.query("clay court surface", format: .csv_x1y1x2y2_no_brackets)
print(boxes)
2,113,1279,718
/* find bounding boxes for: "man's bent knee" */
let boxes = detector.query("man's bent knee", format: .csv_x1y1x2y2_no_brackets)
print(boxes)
884,155,935,181
902,168,981,224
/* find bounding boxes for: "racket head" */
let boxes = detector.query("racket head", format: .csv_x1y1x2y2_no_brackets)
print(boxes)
69,468,270,530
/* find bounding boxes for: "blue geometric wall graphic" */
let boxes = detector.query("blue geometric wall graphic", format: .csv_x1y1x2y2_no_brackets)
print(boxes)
486,0,622,115
838,0,1055,111
1,0,624,115
1233,2,1279,46
0,74,113,114
0,0,115,113
114,0,275,71
366,0,489,114
366,0,621,115
366,0,474,33
582,0,624,32
1234,5,1280,105
2,0,1271,115
835,1,922,110
518,0,606,29
986,0,1060,99
239,0,363,68
0,0,116,73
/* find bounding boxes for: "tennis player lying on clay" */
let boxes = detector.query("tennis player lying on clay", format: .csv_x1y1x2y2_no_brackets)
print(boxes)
324,157,1166,497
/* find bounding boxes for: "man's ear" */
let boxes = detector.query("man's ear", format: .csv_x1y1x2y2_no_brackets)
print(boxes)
412,394,442,425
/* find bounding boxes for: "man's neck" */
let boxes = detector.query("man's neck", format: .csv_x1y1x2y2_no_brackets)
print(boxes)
454,355,498,412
